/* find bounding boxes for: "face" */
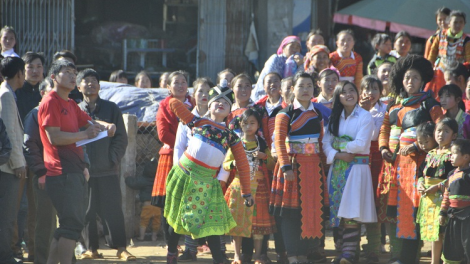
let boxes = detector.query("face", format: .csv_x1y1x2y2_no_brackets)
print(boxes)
1,31,15,50
241,115,259,136
53,66,77,91
116,76,128,84
311,52,330,72
25,58,44,85
377,63,392,88
159,75,169,88
194,83,210,107
263,74,281,99
339,83,358,107
439,91,460,111
450,16,465,34
403,69,423,95
209,98,231,120
336,33,355,54
451,145,469,167
40,83,53,97
417,135,437,153
233,78,252,104
437,13,449,30
78,76,100,97
219,72,235,88
306,34,324,49
283,42,301,57
378,39,392,54
136,75,151,88
168,74,188,98
318,73,339,99
292,77,314,103
394,36,411,56
281,80,292,101
362,82,381,106
435,123,456,147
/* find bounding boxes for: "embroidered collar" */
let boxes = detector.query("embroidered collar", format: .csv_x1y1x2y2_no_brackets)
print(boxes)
447,30,463,39
316,93,333,103
232,99,254,111
338,51,355,60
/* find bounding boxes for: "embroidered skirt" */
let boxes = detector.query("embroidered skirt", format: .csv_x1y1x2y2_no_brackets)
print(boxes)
164,154,236,239
151,153,173,207
416,178,445,241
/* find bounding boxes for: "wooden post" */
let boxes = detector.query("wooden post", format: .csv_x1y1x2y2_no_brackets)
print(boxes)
120,114,137,240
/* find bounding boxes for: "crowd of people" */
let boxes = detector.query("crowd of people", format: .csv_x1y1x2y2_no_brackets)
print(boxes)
0,5,470,264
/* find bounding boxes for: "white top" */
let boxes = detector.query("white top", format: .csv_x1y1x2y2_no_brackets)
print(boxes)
369,102,387,141
293,98,315,112
322,105,374,164
2,49,19,57
265,97,282,116
316,94,333,104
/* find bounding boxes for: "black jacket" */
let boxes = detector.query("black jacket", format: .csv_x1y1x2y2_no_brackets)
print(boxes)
125,158,157,202
16,81,42,123
78,97,128,177
0,118,11,166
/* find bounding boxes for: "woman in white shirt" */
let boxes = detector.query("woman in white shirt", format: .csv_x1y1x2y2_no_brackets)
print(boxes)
323,81,377,264
1,26,19,58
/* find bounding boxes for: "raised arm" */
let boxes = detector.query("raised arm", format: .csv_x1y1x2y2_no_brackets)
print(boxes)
169,98,195,125
230,140,251,196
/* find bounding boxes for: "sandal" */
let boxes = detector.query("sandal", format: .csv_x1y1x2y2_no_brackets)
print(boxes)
80,251,103,259
117,251,136,261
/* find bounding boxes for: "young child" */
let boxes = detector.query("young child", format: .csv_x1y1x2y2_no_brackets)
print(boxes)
416,118,457,264
424,7,451,59
444,63,470,111
330,29,363,88
376,61,394,104
323,81,376,264
135,70,152,88
427,10,470,100
367,33,397,75
313,68,340,109
439,138,470,264
270,72,328,264
359,75,388,262
164,85,254,264
439,84,470,138
390,31,412,58
224,109,276,264
125,158,160,241
0,26,19,57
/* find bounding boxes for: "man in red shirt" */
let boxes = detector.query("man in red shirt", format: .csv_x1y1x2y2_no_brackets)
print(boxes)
38,60,116,264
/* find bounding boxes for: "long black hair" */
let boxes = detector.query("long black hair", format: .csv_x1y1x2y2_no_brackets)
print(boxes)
328,81,359,137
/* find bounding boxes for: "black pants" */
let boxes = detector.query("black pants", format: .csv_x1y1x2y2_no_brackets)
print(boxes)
241,235,269,257
33,174,57,264
166,217,224,263
399,227,421,264
274,215,286,254
84,175,127,250
281,216,310,257
442,208,470,263
0,172,19,262
46,173,88,241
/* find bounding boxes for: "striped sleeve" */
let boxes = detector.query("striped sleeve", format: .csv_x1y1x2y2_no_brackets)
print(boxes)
378,111,391,150
354,54,363,88
439,180,450,216
230,141,251,195
427,34,440,64
274,112,291,172
169,98,195,125
464,38,470,63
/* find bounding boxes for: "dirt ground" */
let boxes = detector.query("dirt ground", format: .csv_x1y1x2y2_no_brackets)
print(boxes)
73,230,432,264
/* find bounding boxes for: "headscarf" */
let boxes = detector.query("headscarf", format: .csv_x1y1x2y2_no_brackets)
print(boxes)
309,45,330,58
208,85,235,106
277,36,301,55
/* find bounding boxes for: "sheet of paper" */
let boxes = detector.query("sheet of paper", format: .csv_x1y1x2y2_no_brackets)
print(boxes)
76,130,108,147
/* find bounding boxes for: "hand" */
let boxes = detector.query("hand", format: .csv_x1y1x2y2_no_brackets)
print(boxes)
335,152,355,163
106,124,116,137
439,215,447,226
38,175,46,190
254,151,267,159
244,195,254,207
14,166,26,179
86,124,101,139
417,182,426,195
293,54,303,66
359,96,372,111
398,144,416,156
84,168,90,182
271,151,278,160
424,184,439,195
283,170,295,181
219,180,227,190
381,149,394,163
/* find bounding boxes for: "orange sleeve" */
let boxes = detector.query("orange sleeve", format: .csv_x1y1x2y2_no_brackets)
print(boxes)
424,35,434,59
230,141,251,195
274,112,291,171
354,55,363,88
430,104,444,123
169,98,195,124
378,110,391,150
427,34,440,64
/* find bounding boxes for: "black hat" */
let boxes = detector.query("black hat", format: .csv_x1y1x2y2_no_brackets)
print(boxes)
208,84,235,106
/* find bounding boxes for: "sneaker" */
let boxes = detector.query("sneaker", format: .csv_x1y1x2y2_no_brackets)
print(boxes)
167,253,178,264
179,251,197,262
